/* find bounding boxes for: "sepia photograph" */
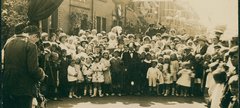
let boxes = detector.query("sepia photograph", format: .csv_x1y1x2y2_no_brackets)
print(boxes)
1,0,238,108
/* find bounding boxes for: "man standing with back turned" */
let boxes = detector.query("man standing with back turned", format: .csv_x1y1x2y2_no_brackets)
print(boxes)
2,25,45,108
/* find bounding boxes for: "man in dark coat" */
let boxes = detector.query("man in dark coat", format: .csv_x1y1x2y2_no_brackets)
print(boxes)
2,25,45,108
122,42,141,95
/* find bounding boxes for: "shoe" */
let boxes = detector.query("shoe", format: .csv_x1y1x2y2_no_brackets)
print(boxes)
53,97,58,101
184,94,187,97
99,94,104,97
91,95,96,98
176,93,179,96
68,95,72,98
111,93,115,96
164,93,168,96
72,94,79,98
118,93,122,96
105,93,109,96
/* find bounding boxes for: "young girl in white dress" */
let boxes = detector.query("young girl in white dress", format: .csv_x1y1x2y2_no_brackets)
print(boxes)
68,60,79,98
91,56,105,97
176,62,193,97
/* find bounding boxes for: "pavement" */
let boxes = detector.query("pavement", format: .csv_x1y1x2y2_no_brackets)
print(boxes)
47,95,207,108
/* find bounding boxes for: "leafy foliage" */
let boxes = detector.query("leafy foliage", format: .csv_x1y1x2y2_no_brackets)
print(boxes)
69,12,91,35
1,0,29,48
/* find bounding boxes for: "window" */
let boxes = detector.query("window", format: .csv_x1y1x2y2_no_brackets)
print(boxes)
102,18,106,31
96,16,101,33
96,16,107,33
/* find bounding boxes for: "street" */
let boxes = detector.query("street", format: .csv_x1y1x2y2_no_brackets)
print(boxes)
47,96,207,108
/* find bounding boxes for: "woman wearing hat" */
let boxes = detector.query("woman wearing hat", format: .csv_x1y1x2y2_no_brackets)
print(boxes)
107,32,118,53
45,52,61,100
59,33,68,51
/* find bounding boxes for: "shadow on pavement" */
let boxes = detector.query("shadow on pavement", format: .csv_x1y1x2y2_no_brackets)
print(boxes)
47,95,206,108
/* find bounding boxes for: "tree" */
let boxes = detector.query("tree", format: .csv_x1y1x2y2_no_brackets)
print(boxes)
1,0,28,48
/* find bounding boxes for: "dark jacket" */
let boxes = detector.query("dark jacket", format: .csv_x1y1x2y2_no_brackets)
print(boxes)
3,36,44,96
121,51,141,81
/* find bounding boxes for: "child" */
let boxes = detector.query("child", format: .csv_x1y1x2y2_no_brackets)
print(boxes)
45,52,60,100
146,60,161,95
82,56,93,96
176,62,193,97
156,64,164,96
164,69,173,96
170,53,179,96
193,54,204,96
110,50,124,96
68,60,79,98
107,32,118,53
141,53,152,95
75,58,84,98
59,49,71,97
162,55,172,96
91,56,105,97
100,50,112,96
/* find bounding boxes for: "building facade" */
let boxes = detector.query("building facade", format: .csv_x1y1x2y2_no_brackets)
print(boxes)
42,0,116,34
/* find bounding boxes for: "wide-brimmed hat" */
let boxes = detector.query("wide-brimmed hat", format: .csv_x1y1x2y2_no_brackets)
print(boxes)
173,35,182,41
194,35,207,42
43,41,51,48
184,46,192,51
214,25,226,34
56,28,63,32
229,46,238,56
155,33,161,36
143,36,151,41
80,40,88,46
161,33,172,39
214,44,222,49
59,33,68,40
102,50,110,55
41,32,48,37
127,34,135,39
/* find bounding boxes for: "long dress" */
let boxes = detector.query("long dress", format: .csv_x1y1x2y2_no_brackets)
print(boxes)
210,83,225,108
170,60,179,82
176,69,192,87
100,58,112,84
91,62,104,83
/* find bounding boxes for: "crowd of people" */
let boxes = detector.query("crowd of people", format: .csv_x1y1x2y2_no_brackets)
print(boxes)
34,24,238,108
3,23,238,108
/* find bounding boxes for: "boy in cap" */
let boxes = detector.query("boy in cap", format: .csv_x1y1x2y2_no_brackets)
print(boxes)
110,50,124,96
